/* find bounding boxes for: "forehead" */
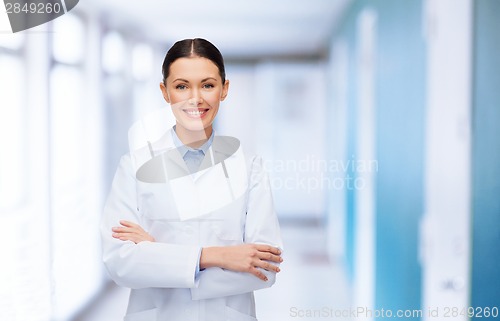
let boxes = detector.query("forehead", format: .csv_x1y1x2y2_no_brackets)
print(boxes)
168,57,221,81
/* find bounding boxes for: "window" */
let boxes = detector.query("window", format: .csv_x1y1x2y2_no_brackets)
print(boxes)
0,55,25,210
52,13,85,64
102,31,126,74
132,42,153,81
132,42,168,120
0,32,53,321
0,11,107,321
50,13,105,320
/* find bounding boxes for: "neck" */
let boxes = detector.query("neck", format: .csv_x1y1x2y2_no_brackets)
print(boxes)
175,124,212,148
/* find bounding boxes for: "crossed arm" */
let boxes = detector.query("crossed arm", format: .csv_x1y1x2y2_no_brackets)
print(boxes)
112,220,282,281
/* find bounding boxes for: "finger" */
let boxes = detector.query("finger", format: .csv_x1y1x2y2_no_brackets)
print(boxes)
256,260,280,273
116,235,134,242
112,233,136,242
113,230,154,242
255,244,281,255
114,233,144,244
112,232,135,238
122,236,139,244
250,267,268,281
112,227,133,233
113,231,143,238
112,227,142,235
256,251,282,262
257,251,283,263
120,220,139,228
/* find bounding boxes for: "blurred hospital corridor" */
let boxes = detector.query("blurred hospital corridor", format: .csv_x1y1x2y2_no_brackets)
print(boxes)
1,0,500,320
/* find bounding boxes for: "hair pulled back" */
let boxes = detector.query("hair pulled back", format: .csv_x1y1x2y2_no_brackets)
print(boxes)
162,38,226,84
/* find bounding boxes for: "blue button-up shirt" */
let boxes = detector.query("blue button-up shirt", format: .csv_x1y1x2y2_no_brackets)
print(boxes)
171,125,215,173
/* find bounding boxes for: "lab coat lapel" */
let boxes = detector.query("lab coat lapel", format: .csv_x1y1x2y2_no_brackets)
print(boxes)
157,128,190,180
191,148,215,181
191,136,239,182
174,135,245,220
134,128,185,183
165,148,190,179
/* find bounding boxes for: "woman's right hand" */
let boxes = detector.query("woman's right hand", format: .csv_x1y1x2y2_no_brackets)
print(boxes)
200,244,283,281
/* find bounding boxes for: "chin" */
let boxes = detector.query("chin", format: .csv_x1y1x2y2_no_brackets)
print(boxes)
178,121,212,132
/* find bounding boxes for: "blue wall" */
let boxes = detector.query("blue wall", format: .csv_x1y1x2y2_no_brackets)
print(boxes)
471,0,500,314
332,1,360,281
373,0,425,317
344,3,359,283
331,0,500,317
331,0,425,317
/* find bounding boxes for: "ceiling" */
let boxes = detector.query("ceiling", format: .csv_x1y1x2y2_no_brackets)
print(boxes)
83,0,352,60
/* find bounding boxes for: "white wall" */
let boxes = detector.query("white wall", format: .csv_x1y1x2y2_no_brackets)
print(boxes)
421,0,473,317
353,8,377,319
217,62,328,220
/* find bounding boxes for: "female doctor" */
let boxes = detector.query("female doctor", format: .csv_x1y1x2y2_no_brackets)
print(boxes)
100,38,283,321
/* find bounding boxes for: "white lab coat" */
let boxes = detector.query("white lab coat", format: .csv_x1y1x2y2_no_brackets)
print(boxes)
100,128,283,321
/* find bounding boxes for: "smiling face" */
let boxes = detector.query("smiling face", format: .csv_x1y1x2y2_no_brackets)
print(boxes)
160,56,229,142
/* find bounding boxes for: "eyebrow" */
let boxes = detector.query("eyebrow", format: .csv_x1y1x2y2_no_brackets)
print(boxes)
172,77,217,83
172,78,189,83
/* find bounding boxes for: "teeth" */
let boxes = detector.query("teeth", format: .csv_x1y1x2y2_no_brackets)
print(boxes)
186,110,206,116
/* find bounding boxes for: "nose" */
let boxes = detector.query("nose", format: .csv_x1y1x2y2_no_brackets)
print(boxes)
186,87,204,106
188,96,203,106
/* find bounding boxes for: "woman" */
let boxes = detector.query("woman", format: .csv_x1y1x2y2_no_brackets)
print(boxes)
100,38,283,321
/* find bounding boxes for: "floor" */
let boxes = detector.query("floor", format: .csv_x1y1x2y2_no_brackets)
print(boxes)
72,222,352,321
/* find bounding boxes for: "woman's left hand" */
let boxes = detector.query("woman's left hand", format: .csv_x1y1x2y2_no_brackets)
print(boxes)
112,220,155,243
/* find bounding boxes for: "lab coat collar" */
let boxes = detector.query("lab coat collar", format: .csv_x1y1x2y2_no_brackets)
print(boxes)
171,125,215,159
135,128,241,183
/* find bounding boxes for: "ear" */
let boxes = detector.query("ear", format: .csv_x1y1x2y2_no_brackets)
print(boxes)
159,82,170,103
220,79,230,101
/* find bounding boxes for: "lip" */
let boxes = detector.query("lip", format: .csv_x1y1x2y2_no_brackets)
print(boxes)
182,108,210,119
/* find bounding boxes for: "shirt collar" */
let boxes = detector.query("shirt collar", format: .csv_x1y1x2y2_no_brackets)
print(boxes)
171,125,215,157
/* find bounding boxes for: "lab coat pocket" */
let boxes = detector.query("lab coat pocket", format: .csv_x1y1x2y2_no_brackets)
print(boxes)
124,307,158,321
225,306,258,321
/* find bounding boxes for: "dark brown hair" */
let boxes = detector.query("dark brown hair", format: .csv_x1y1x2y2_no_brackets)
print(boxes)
162,38,226,84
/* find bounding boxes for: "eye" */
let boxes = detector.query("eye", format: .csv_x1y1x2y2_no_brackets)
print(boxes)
175,84,187,90
203,83,215,89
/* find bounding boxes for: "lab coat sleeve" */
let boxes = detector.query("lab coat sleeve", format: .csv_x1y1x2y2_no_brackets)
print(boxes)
191,156,283,300
101,154,200,289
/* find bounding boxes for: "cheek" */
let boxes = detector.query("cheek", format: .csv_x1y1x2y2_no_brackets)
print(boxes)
203,91,223,106
168,91,190,105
